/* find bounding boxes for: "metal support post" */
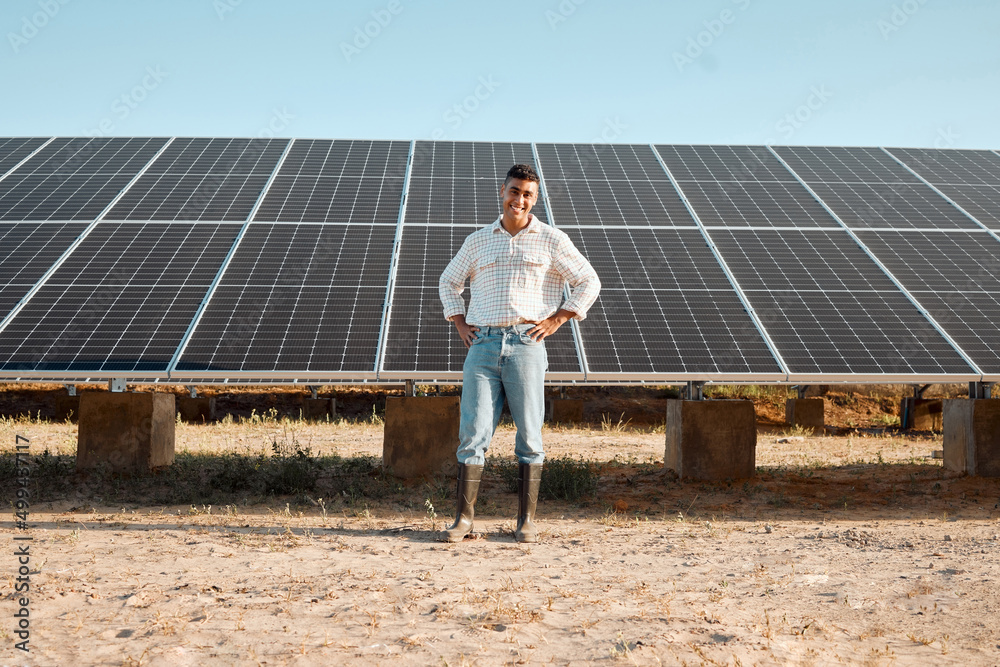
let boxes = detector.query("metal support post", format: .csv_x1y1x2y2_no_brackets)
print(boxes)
186,385,197,399
559,386,567,400
969,382,993,399
686,381,704,401
405,380,415,397
108,379,127,393
63,384,77,397
308,385,319,400
796,385,808,400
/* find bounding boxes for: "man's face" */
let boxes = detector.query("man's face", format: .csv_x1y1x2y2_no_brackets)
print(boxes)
500,177,539,226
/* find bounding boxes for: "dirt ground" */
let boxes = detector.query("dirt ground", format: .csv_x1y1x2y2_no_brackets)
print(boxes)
2,386,1000,665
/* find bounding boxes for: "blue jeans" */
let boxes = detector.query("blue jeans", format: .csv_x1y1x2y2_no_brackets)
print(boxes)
457,324,548,466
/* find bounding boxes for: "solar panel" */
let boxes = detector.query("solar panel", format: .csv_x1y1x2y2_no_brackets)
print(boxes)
773,146,979,230
380,141,579,380
536,143,690,226
105,138,288,221
0,222,241,373
0,222,88,317
708,228,973,376
656,145,840,228
0,138,49,177
0,138,168,221
533,143,782,379
253,139,410,223
853,229,1000,374
886,148,1000,231
175,223,396,377
562,226,781,377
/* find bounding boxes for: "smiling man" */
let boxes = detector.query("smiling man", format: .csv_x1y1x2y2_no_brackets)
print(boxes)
438,163,600,543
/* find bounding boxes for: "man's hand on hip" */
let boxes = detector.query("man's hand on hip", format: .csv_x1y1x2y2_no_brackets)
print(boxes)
452,315,480,348
525,309,576,342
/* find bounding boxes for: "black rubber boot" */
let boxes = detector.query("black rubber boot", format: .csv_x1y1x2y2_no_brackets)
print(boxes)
515,463,542,543
441,463,483,543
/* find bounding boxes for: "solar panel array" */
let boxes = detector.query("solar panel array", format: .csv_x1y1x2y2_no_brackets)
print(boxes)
0,137,997,384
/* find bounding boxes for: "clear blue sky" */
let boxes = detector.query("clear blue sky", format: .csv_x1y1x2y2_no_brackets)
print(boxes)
3,0,998,148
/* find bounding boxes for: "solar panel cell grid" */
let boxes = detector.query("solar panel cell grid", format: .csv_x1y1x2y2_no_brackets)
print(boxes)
753,289,971,375
582,288,780,375
707,228,973,375
774,146,922,184
655,145,796,182
887,148,1000,185
252,139,410,223
0,222,241,372
176,223,395,375
0,138,49,177
0,137,167,221
537,144,694,227
106,138,287,221
853,230,1000,293
805,181,979,230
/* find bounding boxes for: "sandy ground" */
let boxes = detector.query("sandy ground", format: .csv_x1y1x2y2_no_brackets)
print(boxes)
3,417,1000,666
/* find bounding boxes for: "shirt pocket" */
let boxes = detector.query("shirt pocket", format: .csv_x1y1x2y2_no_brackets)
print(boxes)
518,252,552,289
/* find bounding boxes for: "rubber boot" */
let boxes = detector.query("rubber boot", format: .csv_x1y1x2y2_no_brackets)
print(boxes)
515,463,542,543
441,463,483,543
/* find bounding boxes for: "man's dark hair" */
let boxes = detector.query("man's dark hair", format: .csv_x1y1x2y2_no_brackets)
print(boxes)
504,163,540,185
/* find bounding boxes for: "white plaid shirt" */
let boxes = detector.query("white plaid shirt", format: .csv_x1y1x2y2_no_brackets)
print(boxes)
439,215,601,326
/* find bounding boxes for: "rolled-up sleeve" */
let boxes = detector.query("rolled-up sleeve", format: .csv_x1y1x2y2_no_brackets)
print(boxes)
439,237,474,320
553,235,601,321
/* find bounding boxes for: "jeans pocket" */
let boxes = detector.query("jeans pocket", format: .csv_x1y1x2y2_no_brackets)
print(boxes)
519,333,544,346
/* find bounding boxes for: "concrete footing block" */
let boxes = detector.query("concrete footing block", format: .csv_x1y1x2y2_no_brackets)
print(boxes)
900,397,943,430
54,394,80,421
785,398,825,432
943,399,1000,476
300,397,336,421
177,396,216,423
77,392,175,473
665,399,756,481
383,396,460,479
546,398,584,423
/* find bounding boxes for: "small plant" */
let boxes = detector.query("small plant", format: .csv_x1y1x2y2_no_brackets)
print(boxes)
600,412,631,433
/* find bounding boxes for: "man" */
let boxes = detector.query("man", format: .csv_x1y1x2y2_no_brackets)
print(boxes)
438,163,600,543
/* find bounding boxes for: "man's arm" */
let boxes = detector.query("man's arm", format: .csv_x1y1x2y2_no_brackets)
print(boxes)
449,313,480,348
439,237,478,346
526,236,600,342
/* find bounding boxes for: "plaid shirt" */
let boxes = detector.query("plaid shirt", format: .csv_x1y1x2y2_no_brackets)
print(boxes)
439,215,601,326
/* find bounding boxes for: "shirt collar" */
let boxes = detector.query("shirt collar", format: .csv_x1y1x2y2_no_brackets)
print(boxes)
491,214,541,235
